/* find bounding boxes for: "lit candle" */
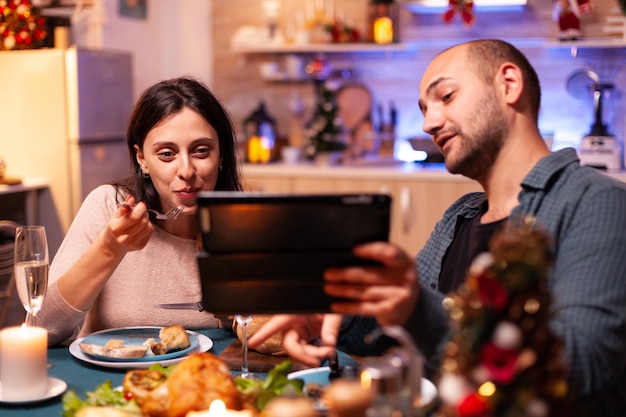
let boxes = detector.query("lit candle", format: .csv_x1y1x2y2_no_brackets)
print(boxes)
186,399,255,417
373,17,393,44
0,324,48,401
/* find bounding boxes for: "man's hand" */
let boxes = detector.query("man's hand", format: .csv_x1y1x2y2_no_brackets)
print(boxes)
325,241,419,327
248,314,343,367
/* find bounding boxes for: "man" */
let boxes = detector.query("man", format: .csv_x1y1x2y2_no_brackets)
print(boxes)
249,39,626,415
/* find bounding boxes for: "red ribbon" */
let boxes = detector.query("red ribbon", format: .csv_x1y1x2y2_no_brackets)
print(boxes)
443,0,475,27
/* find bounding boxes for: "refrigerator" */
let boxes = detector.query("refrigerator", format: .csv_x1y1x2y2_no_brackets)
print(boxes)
0,47,133,257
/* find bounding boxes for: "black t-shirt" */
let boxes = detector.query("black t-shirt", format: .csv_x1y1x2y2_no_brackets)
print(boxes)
439,213,506,294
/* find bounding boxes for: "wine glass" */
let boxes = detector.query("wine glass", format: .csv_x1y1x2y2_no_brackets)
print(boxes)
235,314,254,378
14,226,49,327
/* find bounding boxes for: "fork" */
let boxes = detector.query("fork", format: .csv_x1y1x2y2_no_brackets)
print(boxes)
117,203,184,220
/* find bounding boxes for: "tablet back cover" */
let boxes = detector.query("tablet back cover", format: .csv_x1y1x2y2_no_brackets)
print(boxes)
196,192,391,314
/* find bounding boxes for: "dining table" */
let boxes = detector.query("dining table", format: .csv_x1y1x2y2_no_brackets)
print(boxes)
0,328,245,417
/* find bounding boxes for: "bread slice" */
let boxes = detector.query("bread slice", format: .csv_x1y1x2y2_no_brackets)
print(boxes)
79,342,148,359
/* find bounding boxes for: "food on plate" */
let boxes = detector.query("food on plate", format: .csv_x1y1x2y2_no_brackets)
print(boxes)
62,379,142,417
259,397,317,417
234,315,285,355
129,352,241,417
150,324,191,355
74,406,139,417
123,368,168,400
79,339,149,359
78,324,191,359
62,356,305,417
235,360,304,411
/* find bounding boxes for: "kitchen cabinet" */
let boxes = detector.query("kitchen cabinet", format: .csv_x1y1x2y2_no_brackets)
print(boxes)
242,163,482,255
0,179,63,259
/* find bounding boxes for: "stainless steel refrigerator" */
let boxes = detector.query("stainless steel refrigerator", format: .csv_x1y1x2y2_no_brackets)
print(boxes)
0,47,133,256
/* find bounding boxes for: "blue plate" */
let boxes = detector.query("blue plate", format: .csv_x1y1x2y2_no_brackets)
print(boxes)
79,326,199,362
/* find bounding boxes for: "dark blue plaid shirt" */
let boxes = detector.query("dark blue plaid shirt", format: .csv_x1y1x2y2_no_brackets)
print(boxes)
339,148,626,416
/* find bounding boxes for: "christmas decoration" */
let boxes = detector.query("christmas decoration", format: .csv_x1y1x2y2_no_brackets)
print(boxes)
552,0,595,41
442,0,475,28
436,219,572,417
305,2,360,44
305,83,347,159
0,0,47,51
326,19,360,43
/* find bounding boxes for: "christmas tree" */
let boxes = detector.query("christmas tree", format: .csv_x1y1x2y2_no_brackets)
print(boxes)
305,82,347,158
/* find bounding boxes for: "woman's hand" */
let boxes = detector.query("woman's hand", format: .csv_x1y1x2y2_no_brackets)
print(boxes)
248,314,343,367
104,196,154,254
324,241,419,327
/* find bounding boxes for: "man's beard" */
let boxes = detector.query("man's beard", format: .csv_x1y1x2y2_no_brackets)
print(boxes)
444,91,508,180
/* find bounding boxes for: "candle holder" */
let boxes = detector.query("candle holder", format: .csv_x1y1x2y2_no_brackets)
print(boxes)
368,0,399,44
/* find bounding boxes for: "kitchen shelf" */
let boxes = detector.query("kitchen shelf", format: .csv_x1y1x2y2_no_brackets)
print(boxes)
544,38,626,50
230,42,415,54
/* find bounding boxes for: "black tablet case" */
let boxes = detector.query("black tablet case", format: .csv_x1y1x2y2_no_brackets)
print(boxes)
196,192,392,314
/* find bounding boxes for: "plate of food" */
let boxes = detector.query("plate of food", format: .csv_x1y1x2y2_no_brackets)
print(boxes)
288,366,438,412
69,325,213,369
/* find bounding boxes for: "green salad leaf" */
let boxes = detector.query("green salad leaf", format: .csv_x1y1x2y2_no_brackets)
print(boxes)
61,380,140,417
235,360,304,411
61,363,174,417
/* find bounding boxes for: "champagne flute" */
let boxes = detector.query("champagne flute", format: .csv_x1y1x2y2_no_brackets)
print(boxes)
14,226,49,327
235,314,254,378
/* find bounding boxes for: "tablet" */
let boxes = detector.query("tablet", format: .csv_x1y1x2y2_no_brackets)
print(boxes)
196,192,392,314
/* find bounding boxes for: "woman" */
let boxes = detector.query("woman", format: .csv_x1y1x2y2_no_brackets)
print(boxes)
38,77,243,346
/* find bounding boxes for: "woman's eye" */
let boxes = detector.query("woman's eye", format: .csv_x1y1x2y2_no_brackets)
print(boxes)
157,150,175,159
193,146,212,157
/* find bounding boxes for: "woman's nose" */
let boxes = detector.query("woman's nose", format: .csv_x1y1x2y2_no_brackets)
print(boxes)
177,158,196,179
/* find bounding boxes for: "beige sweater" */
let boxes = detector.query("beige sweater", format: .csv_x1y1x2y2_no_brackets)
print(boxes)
39,185,221,346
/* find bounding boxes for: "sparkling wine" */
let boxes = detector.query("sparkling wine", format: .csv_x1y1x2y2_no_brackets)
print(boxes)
15,261,49,316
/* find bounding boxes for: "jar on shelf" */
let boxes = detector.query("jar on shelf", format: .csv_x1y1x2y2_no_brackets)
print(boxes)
368,0,399,44
243,101,277,164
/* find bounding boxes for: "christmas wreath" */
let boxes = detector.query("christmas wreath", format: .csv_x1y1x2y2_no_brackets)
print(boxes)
0,0,47,51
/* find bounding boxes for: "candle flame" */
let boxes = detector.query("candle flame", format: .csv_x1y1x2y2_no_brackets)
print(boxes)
208,399,226,417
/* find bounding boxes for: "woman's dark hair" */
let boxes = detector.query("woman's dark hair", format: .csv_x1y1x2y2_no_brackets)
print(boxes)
114,77,242,216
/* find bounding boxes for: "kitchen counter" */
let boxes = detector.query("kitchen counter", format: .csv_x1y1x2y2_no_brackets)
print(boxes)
242,161,476,182
242,161,626,182
241,161,626,254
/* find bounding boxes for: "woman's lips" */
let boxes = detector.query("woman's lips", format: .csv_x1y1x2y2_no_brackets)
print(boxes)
176,189,198,201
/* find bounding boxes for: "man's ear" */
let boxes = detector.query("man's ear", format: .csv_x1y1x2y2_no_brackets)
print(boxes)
497,63,524,106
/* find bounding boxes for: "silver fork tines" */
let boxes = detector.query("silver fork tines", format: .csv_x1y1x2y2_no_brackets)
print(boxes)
117,203,183,220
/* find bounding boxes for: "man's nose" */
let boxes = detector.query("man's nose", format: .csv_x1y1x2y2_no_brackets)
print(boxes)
422,109,444,136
